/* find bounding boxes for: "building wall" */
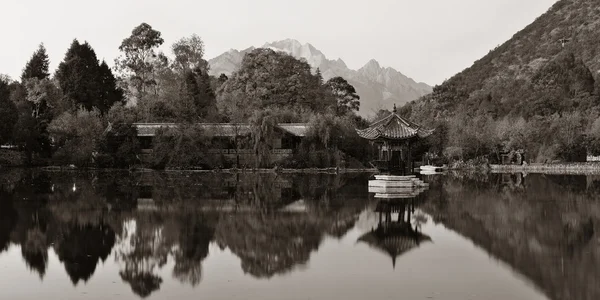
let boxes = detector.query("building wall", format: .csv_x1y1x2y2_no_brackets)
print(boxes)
136,131,300,167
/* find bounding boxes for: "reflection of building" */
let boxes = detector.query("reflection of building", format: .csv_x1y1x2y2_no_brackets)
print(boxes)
359,198,431,268
1,171,371,296
134,173,301,212
356,105,433,174
500,172,525,188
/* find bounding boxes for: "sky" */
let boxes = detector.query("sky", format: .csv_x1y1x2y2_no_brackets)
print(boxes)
1,0,558,86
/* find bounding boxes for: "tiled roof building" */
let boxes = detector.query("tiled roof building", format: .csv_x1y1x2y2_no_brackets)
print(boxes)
357,104,434,174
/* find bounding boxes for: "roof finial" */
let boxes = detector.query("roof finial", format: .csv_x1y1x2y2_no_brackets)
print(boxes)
393,103,397,114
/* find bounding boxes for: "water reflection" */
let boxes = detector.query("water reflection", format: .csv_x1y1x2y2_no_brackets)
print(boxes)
422,172,599,300
0,170,598,299
358,197,432,268
0,170,370,298
55,221,115,284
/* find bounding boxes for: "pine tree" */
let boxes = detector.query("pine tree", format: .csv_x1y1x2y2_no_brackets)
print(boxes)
178,68,217,122
56,40,123,114
21,44,50,82
97,61,124,113
56,40,100,111
194,69,216,118
179,70,202,122
315,68,323,85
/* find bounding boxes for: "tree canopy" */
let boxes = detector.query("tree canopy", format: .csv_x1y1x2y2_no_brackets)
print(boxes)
217,48,335,121
326,76,360,116
115,23,164,105
21,44,50,82
172,34,208,73
0,77,18,145
56,40,123,113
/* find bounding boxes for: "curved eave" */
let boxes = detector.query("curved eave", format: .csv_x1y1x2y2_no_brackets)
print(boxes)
417,128,435,139
356,128,435,141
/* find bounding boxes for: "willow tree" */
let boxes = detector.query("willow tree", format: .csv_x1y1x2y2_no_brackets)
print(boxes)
250,110,278,168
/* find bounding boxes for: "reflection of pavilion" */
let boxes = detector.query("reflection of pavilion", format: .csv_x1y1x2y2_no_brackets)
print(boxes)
359,190,431,267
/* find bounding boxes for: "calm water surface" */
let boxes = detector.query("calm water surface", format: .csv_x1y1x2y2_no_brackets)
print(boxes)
0,170,598,300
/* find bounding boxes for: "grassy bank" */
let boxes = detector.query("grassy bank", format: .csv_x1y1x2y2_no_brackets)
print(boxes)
490,163,600,174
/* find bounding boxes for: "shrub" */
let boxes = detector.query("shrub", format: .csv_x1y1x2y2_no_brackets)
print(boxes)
99,123,140,168
48,108,104,167
0,149,25,167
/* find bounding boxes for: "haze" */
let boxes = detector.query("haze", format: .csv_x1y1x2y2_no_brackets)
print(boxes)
1,0,558,85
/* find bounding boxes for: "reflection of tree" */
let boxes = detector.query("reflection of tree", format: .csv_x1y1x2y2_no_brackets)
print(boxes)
120,271,163,298
0,195,17,252
0,170,372,295
326,212,359,239
16,203,53,279
54,222,116,284
21,227,48,278
295,174,369,240
115,218,169,298
216,213,324,278
172,214,216,286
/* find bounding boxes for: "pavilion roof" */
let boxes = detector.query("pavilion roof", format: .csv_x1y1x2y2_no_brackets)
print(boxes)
358,222,432,268
356,109,434,141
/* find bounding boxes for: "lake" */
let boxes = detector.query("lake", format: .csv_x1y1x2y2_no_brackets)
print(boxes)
0,170,598,300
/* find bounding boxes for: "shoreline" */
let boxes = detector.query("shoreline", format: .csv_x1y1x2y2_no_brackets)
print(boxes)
10,163,600,175
8,166,380,174
489,163,600,175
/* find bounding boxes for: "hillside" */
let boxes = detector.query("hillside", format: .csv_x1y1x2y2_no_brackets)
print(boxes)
209,39,432,117
402,0,600,163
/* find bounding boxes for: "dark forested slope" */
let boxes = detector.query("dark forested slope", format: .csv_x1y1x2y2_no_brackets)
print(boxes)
402,0,600,163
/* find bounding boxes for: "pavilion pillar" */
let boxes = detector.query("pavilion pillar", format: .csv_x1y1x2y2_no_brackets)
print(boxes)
408,140,412,174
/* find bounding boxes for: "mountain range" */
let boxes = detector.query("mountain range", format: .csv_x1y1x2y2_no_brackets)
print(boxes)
208,39,432,117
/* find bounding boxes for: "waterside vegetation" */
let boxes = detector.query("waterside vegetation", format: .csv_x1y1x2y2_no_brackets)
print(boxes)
0,23,378,170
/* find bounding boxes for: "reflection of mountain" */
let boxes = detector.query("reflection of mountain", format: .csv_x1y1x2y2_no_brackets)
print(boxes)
0,170,370,297
422,174,600,300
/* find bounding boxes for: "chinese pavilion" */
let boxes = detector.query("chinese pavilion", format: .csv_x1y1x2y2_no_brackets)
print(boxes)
356,104,434,174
